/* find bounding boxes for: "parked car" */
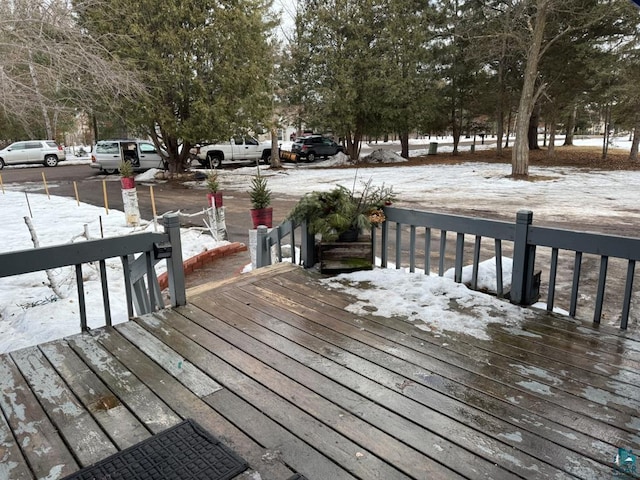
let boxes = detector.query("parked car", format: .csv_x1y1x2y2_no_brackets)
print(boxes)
192,136,272,168
0,140,66,169
290,135,345,163
90,139,166,174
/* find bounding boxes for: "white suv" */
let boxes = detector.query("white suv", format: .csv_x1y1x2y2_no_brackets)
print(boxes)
0,140,66,169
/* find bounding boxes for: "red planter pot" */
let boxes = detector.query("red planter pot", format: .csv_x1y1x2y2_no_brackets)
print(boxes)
207,192,223,208
121,177,135,189
250,207,273,228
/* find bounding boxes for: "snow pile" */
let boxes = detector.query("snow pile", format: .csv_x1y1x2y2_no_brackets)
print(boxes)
443,257,513,293
318,151,353,167
360,149,407,164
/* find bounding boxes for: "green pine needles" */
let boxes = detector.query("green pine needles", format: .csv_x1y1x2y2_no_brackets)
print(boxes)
287,179,395,242
206,171,220,193
119,160,134,178
249,170,272,209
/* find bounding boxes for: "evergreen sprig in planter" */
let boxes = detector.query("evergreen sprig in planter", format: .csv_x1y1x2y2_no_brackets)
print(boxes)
119,160,135,189
286,180,394,242
206,170,223,208
286,179,395,273
249,170,273,228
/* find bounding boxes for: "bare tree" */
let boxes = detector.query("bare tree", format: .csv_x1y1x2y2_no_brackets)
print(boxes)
509,0,627,176
0,0,145,139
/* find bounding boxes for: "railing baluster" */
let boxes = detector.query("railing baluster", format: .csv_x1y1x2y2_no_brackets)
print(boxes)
121,255,134,319
275,227,283,262
381,220,389,268
424,227,431,275
395,222,402,269
471,236,481,290
495,239,503,297
99,259,112,327
620,259,635,330
438,230,447,276
409,225,416,273
593,256,608,325
145,251,158,311
547,248,559,312
569,252,582,317
75,264,88,332
290,226,297,265
454,233,464,283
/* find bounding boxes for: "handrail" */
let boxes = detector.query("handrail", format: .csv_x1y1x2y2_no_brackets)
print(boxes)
0,213,186,332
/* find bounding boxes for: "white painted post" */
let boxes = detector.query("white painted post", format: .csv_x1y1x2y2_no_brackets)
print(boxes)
121,187,140,227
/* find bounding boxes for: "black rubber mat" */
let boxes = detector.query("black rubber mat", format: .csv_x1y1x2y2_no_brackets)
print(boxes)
63,419,248,480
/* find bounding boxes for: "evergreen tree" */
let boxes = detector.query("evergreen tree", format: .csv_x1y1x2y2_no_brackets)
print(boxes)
75,0,276,172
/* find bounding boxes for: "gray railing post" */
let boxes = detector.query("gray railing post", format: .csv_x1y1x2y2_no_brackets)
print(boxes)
256,226,271,268
164,213,186,307
510,210,537,305
301,221,317,268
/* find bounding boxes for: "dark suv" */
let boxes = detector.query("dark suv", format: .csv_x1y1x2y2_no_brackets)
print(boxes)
291,135,345,162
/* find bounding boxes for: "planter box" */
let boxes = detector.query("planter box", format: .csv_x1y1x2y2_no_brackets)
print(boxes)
319,238,373,274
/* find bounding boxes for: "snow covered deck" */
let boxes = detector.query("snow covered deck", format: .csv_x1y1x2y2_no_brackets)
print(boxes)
1,262,639,479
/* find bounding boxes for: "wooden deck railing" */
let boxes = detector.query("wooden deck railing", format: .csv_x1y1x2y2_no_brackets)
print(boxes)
0,213,186,332
257,206,640,330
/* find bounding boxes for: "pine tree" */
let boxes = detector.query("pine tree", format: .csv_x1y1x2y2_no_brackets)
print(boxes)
75,0,276,173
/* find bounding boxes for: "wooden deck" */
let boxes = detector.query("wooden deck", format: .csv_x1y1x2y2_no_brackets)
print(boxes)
2,262,640,480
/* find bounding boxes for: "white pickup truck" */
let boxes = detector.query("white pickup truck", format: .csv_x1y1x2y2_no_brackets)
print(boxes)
192,136,273,168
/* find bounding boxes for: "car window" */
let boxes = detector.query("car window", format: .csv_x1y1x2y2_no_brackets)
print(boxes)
10,142,26,151
311,137,323,145
139,143,157,153
322,138,333,145
96,142,120,154
26,142,42,149
245,137,258,146
45,141,58,148
232,136,243,145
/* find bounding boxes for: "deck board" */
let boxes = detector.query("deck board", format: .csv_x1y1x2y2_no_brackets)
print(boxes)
1,263,639,479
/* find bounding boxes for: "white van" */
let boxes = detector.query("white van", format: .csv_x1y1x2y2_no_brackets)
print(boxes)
90,139,166,174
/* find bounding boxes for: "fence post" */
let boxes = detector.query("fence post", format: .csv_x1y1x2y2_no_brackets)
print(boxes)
164,213,186,307
300,221,317,268
510,210,536,305
256,226,270,268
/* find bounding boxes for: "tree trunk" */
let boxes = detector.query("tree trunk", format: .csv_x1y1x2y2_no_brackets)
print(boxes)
528,105,541,150
563,105,577,146
496,106,504,156
399,131,409,159
602,103,611,160
270,125,282,168
504,109,512,148
512,0,548,177
630,123,640,162
547,119,556,159
345,131,362,161
28,50,53,139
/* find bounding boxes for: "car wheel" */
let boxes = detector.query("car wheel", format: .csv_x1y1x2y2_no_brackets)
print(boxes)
44,155,58,167
262,153,271,165
0,159,4,170
307,152,316,163
207,153,222,169
104,168,117,175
